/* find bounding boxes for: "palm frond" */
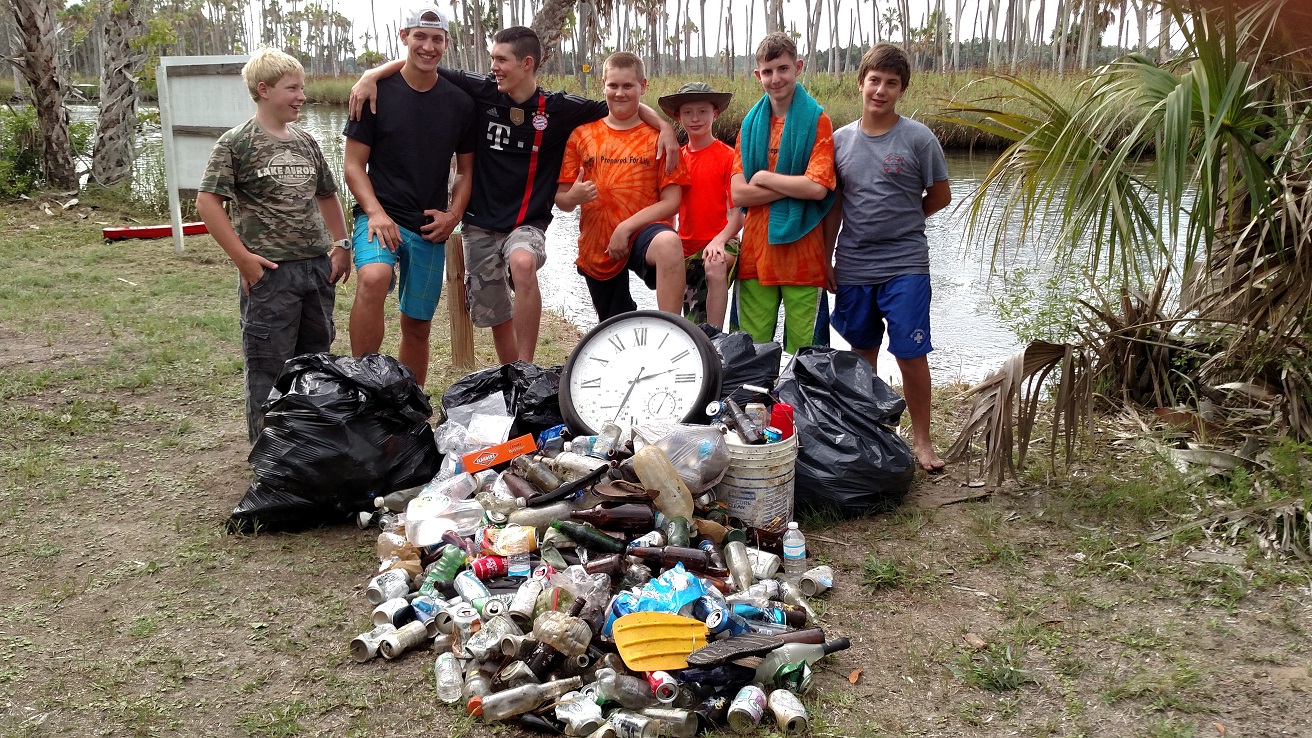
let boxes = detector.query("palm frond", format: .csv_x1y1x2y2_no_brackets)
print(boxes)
946,341,1091,486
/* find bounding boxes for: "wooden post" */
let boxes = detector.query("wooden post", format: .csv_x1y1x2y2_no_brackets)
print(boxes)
446,231,476,369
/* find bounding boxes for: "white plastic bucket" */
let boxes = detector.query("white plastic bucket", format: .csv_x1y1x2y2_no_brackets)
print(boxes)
714,434,798,528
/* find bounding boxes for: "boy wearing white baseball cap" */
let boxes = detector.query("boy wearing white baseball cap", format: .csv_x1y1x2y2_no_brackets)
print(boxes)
343,5,477,386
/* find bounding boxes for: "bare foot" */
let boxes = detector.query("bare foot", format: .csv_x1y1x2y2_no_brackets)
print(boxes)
914,443,946,473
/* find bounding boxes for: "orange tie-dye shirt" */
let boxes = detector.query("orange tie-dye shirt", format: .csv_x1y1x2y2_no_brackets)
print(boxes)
732,112,837,287
560,120,692,281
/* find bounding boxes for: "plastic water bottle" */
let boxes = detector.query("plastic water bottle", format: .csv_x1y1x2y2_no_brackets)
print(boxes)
782,522,807,578
434,651,464,703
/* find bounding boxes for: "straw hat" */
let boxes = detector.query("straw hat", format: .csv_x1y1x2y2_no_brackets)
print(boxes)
657,81,734,120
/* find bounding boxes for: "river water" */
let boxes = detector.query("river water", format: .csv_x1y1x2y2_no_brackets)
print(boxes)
88,103,1037,384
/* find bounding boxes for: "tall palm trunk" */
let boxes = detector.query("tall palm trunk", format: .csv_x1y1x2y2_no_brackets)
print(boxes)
10,0,75,191
700,0,708,75
93,0,146,187
531,0,573,65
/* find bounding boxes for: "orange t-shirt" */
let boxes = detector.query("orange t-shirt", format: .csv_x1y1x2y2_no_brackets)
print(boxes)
732,112,836,287
559,120,691,280
677,139,737,257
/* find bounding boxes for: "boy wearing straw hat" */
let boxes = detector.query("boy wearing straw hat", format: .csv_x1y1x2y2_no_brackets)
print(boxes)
659,82,744,329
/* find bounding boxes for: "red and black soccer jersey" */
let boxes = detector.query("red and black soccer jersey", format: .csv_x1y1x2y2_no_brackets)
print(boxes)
442,68,607,233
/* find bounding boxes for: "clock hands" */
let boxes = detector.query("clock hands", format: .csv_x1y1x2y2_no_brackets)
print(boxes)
634,368,675,383
612,366,645,423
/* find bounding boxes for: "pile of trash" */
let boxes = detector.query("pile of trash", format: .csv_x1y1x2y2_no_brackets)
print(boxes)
349,395,846,736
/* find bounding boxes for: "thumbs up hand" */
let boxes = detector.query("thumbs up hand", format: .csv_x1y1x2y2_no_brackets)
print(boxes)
571,166,598,206
557,164,601,212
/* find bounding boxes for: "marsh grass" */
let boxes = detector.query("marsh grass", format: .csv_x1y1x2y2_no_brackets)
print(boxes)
301,70,1085,148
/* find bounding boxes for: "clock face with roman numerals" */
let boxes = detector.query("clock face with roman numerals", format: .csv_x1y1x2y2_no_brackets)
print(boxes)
559,311,724,435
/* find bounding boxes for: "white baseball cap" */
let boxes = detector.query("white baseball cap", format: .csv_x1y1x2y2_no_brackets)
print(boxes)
402,5,449,32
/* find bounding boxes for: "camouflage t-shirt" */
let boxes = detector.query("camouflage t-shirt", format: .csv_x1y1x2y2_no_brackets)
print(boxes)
199,117,337,262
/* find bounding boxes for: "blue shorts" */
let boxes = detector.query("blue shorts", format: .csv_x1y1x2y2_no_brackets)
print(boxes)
352,214,445,321
832,275,933,359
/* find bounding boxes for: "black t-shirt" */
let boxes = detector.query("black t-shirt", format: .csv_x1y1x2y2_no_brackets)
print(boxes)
343,74,477,234
441,68,607,232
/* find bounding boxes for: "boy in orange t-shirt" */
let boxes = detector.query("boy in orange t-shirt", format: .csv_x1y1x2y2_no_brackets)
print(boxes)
659,81,743,329
730,32,837,352
556,52,691,321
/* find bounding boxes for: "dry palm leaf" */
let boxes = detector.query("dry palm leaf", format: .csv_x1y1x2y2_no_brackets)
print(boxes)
946,341,1091,486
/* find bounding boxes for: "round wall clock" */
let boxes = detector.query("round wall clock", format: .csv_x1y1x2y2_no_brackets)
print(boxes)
559,311,723,435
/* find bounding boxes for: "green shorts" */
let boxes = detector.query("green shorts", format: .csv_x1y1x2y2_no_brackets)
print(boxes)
731,279,827,353
682,238,740,324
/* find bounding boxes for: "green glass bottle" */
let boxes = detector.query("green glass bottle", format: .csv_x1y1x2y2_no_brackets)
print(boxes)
550,519,628,554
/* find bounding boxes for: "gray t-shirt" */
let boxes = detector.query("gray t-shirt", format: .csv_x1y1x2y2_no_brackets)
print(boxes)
832,116,948,284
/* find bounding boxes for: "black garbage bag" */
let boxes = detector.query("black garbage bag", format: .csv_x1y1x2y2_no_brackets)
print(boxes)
229,353,442,532
441,361,564,439
699,325,783,404
775,346,915,515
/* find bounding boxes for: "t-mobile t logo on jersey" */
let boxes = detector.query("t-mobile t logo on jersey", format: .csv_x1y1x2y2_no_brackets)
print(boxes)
487,122,512,150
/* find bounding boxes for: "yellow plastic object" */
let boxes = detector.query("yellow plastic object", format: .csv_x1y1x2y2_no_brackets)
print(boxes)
612,612,709,672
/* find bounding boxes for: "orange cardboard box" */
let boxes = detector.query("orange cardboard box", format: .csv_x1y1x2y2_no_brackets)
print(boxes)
462,434,536,473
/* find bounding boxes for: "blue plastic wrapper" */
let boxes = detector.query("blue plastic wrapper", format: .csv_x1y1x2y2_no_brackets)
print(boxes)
635,563,707,614
537,423,568,447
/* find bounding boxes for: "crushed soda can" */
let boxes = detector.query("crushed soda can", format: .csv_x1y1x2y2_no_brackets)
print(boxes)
349,623,397,663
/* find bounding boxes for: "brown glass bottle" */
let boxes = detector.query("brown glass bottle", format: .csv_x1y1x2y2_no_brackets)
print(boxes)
629,546,728,576
568,502,655,531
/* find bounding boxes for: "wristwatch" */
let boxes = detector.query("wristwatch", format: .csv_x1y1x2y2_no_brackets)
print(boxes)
333,238,352,251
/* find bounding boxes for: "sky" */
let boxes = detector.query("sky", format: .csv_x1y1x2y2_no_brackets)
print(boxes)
326,0,1148,60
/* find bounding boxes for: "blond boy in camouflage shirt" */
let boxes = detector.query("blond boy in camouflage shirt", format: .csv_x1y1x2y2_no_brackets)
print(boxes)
197,48,352,443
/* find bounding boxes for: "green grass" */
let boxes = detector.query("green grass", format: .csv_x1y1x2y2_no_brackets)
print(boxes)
861,554,906,590
1,195,1310,737
947,642,1036,692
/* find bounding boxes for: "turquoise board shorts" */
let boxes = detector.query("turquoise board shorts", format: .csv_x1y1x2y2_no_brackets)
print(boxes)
352,214,445,321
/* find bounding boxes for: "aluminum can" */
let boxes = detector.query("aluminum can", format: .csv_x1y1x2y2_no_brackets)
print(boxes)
628,530,666,549
450,603,482,658
767,689,809,735
745,547,781,580
349,623,396,663
645,671,678,703
798,565,834,597
378,620,428,660
609,710,657,738
508,577,544,628
725,685,767,734
470,554,508,579
454,570,492,602
365,569,410,605
638,708,698,738
372,596,415,628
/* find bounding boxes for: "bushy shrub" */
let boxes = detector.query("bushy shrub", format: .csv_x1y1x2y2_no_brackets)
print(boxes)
0,106,94,197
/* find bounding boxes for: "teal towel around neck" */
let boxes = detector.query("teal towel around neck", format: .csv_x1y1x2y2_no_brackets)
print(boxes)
739,83,836,245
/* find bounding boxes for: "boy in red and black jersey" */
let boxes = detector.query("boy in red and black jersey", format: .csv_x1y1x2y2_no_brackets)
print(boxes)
349,26,679,364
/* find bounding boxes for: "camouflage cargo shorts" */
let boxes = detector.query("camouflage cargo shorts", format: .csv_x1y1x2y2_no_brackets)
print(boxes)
462,224,547,328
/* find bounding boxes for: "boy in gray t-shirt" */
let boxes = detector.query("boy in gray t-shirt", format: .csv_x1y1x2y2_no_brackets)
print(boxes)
823,43,952,472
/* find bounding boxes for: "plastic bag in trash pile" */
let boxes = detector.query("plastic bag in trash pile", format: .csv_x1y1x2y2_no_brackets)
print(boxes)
441,361,564,440
775,347,915,516
230,353,442,532
632,423,731,493
699,325,783,405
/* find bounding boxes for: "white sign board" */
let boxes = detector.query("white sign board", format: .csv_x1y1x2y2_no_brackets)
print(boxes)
156,55,252,253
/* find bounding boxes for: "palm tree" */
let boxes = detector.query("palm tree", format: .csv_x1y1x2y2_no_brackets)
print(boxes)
9,0,76,191
938,0,1312,480
92,0,147,188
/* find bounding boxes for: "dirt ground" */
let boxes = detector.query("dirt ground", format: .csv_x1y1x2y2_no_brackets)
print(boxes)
1,202,1310,738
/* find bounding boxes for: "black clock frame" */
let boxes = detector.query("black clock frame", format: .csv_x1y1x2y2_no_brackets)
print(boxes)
558,310,724,435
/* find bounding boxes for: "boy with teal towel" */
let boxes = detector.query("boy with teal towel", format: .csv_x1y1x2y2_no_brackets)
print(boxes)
730,32,837,353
